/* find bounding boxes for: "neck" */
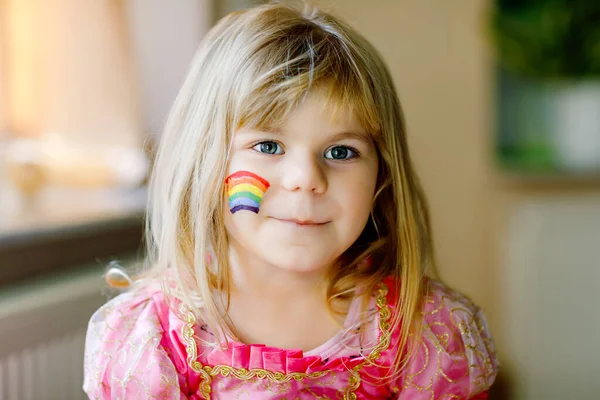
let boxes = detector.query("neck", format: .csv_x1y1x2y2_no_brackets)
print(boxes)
222,244,352,349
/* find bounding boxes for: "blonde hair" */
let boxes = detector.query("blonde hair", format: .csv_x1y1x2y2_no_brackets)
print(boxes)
143,1,436,380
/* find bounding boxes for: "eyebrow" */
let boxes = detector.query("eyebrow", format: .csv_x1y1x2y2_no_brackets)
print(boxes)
328,131,372,145
257,127,372,145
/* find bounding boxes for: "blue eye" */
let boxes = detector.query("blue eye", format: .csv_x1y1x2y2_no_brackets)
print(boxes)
253,141,283,155
325,146,357,160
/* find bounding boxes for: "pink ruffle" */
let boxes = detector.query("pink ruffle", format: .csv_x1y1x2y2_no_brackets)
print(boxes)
206,342,366,374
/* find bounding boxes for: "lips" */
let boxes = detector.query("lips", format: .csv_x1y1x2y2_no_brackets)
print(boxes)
272,217,329,226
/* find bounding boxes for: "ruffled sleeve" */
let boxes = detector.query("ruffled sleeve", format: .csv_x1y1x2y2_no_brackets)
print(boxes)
83,288,185,399
390,279,499,399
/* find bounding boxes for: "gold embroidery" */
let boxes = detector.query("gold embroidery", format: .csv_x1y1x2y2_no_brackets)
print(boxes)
342,283,392,400
181,283,392,399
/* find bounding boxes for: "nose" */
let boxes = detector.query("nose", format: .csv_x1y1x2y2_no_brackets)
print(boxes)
280,151,327,194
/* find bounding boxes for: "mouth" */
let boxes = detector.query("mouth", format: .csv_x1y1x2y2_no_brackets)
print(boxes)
272,217,329,227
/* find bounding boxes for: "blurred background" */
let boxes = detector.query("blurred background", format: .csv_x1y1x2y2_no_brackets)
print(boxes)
0,0,598,399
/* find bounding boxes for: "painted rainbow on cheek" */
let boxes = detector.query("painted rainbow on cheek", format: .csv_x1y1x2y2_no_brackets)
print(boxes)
225,171,270,214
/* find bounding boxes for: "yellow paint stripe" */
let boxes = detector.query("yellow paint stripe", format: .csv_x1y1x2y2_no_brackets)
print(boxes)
227,183,264,198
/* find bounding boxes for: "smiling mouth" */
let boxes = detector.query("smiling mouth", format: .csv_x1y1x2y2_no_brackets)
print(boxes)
272,217,329,227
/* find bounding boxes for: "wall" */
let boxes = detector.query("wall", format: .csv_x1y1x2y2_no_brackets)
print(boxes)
123,0,213,137
500,193,600,399
217,0,258,16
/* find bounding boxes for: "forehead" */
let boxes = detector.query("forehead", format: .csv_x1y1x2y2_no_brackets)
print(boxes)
241,85,377,139
273,91,365,133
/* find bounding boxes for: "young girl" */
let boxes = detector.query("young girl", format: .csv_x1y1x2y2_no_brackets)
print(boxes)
83,2,498,399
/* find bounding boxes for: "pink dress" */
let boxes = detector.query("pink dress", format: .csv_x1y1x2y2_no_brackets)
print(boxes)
83,278,498,399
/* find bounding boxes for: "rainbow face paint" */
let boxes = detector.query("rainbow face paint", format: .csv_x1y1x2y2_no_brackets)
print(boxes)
225,171,270,214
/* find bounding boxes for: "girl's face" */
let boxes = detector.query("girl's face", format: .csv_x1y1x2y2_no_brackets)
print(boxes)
224,91,379,274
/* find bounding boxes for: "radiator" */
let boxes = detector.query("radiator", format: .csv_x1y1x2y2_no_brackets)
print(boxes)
0,266,110,400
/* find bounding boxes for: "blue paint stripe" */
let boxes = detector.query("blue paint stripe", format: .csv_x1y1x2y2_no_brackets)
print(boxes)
229,197,260,209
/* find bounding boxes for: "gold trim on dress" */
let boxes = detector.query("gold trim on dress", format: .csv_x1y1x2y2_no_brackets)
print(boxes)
181,283,392,399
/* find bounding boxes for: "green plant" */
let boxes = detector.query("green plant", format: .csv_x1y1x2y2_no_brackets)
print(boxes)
489,0,600,79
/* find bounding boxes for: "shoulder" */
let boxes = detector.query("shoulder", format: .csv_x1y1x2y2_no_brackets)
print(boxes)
83,284,187,399
384,277,499,398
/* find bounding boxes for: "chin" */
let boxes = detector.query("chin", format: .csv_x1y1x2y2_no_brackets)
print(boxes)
265,249,335,274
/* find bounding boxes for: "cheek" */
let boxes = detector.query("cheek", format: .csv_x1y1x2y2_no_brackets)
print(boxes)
224,170,271,215
335,172,377,235
339,172,377,212
225,209,252,230
330,191,373,246
223,206,264,249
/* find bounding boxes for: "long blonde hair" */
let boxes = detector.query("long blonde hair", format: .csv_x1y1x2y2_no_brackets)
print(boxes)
143,1,436,379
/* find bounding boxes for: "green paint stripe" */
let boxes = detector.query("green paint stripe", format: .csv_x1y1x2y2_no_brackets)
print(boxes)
228,191,262,203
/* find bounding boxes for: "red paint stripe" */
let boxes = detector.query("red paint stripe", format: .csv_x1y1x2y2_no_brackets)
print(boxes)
225,171,270,188
226,176,268,192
